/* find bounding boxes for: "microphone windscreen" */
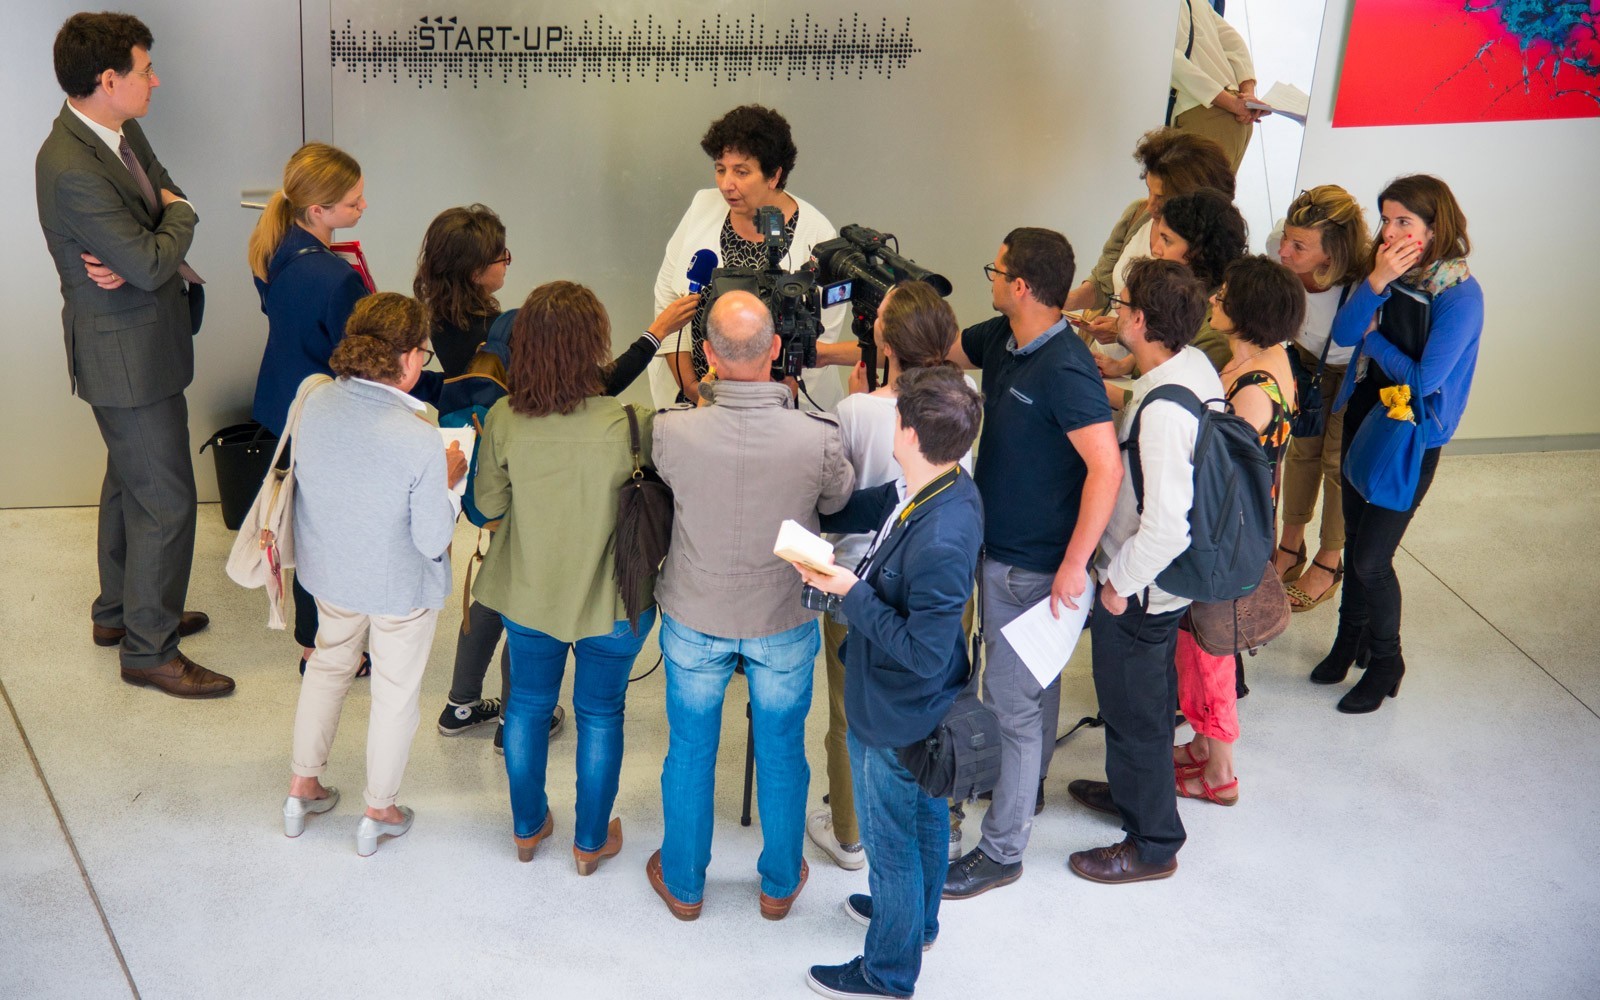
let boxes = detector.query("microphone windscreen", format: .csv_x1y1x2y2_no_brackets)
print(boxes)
686,249,718,293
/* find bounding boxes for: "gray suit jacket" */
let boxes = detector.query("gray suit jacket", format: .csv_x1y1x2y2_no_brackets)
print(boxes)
35,103,198,407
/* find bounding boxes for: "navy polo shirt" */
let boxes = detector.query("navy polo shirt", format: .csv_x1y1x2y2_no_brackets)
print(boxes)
961,315,1112,574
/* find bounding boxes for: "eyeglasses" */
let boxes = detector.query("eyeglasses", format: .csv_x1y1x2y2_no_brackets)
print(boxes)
1108,294,1130,311
1211,289,1229,308
128,63,156,81
494,250,512,266
415,348,436,366
983,264,1012,282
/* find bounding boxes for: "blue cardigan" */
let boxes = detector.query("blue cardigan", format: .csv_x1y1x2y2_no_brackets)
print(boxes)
252,225,368,435
1331,275,1484,449
820,472,984,749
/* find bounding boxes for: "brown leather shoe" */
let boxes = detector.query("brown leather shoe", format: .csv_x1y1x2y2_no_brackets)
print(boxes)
514,810,554,862
574,817,623,876
1067,779,1120,818
94,611,210,647
646,849,701,921
759,858,809,920
1068,838,1177,884
120,652,235,699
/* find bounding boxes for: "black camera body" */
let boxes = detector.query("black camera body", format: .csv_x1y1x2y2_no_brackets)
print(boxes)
700,267,823,381
800,583,847,625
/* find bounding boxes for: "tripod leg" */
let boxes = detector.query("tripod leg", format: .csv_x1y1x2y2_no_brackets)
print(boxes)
741,700,755,827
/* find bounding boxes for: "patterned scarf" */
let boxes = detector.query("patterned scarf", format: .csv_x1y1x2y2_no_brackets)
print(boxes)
1400,257,1469,297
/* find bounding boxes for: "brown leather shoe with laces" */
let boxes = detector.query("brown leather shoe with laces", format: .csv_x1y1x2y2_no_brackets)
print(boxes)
759,859,809,920
1068,838,1177,884
94,611,210,647
1067,779,1120,818
120,653,235,699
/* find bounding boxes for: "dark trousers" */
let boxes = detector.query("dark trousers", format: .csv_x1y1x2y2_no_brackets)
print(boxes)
449,599,511,705
1089,596,1186,864
90,393,197,671
1338,382,1443,660
292,573,318,649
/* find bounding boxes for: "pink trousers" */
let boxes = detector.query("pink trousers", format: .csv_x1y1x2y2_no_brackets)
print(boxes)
1175,627,1239,743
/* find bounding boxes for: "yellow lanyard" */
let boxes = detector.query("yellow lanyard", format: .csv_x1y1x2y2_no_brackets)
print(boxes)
898,467,961,525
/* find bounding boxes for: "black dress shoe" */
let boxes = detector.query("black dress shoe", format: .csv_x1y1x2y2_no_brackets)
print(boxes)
1068,838,1177,884
93,611,209,647
1067,779,1119,818
941,847,1021,900
1337,653,1404,714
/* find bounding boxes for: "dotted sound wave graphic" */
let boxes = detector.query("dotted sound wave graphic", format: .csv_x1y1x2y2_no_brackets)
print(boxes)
330,13,919,88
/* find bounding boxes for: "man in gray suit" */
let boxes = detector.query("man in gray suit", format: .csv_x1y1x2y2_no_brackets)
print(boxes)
36,12,232,698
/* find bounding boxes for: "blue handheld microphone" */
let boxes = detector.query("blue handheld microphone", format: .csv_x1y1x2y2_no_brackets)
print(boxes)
686,249,717,294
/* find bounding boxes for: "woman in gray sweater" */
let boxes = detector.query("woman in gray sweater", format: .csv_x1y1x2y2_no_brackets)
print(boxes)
280,293,467,857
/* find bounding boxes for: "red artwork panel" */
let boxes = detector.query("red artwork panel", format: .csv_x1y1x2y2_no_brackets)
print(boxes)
1334,0,1600,126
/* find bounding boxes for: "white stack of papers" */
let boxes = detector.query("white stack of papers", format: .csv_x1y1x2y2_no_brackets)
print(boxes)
439,426,476,497
1000,578,1097,689
1246,82,1310,125
774,519,839,575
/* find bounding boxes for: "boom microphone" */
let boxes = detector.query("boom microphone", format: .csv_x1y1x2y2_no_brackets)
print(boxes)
686,249,718,293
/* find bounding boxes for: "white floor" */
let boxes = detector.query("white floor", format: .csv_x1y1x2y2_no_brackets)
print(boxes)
2,452,1597,1000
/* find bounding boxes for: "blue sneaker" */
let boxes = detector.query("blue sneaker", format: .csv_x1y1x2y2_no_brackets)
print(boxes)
844,895,935,951
806,956,906,999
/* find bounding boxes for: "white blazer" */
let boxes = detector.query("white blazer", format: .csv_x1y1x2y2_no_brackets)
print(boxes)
649,187,848,410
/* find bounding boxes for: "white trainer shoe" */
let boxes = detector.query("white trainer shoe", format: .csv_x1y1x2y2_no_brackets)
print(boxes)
806,808,866,871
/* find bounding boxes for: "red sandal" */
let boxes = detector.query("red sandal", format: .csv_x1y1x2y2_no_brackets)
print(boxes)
1176,772,1239,806
1172,741,1209,774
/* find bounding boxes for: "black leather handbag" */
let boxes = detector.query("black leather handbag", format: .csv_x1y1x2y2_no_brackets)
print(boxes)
614,405,673,631
1288,282,1354,439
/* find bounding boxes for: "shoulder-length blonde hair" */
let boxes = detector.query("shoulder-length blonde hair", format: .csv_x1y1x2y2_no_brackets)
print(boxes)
1284,184,1370,288
247,142,362,281
506,282,610,417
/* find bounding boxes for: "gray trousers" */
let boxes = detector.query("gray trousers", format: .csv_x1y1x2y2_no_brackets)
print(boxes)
974,558,1062,864
90,393,197,671
448,599,510,706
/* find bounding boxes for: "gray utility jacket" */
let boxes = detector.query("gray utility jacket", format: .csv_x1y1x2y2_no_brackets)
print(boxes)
652,380,856,639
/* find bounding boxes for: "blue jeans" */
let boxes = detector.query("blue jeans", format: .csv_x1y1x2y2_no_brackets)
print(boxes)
658,613,818,903
850,730,946,997
501,610,655,851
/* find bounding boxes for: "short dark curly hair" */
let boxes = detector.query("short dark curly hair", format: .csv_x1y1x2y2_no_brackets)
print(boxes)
1124,257,1207,354
1219,256,1306,349
54,12,152,99
1153,188,1248,290
700,105,798,189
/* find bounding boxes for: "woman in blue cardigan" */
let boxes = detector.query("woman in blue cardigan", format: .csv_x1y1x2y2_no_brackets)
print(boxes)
1310,175,1483,713
247,142,370,671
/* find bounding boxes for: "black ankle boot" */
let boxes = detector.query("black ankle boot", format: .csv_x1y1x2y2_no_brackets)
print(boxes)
1310,631,1363,685
1337,653,1404,714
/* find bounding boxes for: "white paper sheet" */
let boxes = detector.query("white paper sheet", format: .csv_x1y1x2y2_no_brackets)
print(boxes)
439,426,476,497
1000,578,1096,690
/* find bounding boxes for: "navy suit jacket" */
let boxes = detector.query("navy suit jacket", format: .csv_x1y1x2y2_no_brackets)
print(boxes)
821,470,984,748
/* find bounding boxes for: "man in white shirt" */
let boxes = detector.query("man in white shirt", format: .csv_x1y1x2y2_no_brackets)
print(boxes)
1067,257,1220,883
1169,0,1263,172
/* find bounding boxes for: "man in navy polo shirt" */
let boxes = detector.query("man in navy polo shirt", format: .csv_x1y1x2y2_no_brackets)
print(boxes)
942,227,1121,898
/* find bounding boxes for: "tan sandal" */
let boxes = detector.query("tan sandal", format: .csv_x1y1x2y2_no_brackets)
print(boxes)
1276,542,1307,584
1287,560,1343,613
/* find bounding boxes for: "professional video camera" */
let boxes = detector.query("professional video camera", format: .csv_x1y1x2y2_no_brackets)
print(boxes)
694,205,824,386
807,225,952,390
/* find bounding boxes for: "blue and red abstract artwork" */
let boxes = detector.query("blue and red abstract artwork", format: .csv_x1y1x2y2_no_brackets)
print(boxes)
1334,0,1600,125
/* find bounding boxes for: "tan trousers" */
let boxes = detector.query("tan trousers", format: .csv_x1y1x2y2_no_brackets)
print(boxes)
291,599,440,811
820,614,859,844
1280,348,1348,552
1174,103,1252,173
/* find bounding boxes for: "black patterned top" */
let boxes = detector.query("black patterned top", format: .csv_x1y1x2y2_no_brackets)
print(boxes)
682,208,801,387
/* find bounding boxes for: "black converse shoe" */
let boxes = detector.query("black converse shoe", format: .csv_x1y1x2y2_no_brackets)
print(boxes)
437,698,502,736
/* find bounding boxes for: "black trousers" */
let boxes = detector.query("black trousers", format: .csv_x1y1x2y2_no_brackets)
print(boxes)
292,573,318,649
448,599,511,706
1090,596,1186,863
1338,379,1443,660
90,393,197,671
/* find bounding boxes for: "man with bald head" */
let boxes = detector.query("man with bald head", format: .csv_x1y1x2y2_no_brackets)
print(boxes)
647,291,856,923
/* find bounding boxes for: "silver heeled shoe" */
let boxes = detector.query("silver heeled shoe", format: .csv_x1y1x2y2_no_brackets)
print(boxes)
355,806,415,857
282,787,339,838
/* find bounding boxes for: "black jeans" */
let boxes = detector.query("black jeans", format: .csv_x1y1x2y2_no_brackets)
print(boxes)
1089,595,1186,864
1338,378,1443,660
292,572,318,650
448,599,511,706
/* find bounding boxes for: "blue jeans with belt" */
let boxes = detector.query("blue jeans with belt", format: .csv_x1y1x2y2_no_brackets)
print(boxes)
850,730,947,997
657,613,818,903
501,610,655,851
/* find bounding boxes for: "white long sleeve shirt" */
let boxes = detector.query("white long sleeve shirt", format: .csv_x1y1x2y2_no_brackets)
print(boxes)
1096,346,1225,614
1170,1,1256,118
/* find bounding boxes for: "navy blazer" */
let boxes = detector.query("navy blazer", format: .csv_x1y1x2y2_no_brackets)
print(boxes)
821,470,984,749
252,226,368,435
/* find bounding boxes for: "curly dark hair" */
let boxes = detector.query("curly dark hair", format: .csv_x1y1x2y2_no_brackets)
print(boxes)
700,105,798,188
413,204,507,331
506,282,610,417
330,294,432,383
1153,188,1248,290
1124,258,1207,354
1134,128,1236,202
54,12,152,99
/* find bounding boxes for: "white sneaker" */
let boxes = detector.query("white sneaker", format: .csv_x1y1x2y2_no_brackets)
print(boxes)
806,808,866,871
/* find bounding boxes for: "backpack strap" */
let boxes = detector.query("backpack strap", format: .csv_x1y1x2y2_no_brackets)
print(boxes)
1123,383,1209,513
622,404,645,479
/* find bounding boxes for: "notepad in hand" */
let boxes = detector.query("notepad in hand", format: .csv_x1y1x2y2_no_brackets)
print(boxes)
774,519,839,575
